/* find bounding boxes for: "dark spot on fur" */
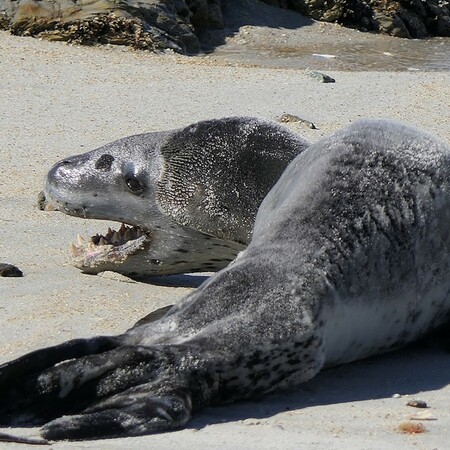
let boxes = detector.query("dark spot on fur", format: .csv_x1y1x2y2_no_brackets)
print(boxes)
258,372,271,380
409,310,422,324
175,249,189,253
95,154,115,171
252,387,267,395
245,356,262,369
288,358,302,365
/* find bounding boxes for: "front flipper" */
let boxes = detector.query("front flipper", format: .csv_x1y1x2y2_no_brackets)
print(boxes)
0,343,216,440
130,305,174,329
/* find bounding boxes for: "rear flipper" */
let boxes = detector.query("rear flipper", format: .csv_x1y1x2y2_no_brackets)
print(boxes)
0,341,215,440
41,380,194,440
0,336,120,426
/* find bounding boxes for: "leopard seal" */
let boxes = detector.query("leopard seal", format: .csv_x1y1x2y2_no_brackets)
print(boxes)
2,119,450,441
41,116,309,277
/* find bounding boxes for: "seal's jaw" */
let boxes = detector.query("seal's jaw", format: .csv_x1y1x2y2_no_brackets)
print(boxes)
66,219,244,277
40,190,244,276
70,223,153,275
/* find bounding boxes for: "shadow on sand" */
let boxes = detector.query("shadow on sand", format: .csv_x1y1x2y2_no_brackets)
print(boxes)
189,341,450,428
132,273,211,288
199,0,314,51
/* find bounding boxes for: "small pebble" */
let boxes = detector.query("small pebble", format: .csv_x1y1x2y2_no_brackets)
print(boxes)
392,393,402,398
0,263,23,277
279,114,316,129
306,70,336,83
407,400,428,409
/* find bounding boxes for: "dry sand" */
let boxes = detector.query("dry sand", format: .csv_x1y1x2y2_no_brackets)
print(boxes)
1,24,450,449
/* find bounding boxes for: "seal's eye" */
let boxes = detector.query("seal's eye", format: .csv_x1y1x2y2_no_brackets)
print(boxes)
125,176,144,194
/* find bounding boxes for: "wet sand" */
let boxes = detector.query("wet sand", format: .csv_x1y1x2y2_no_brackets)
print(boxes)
1,21,450,449
201,0,450,71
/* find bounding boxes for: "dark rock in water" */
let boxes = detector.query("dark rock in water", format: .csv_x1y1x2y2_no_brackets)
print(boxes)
0,263,23,277
0,0,449,53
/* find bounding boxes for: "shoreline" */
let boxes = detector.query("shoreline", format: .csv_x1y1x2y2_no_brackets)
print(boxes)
1,30,450,448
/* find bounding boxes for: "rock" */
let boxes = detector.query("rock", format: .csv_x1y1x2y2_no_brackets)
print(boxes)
374,12,411,38
398,8,428,38
426,0,450,36
187,0,224,28
0,263,23,277
406,400,428,408
0,0,203,53
305,70,336,83
436,15,450,35
1,0,449,53
279,114,317,129
266,0,450,39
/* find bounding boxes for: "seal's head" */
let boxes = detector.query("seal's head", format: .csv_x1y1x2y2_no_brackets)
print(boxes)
41,117,309,276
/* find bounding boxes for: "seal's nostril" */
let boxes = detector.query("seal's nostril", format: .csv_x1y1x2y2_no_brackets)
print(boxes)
95,154,115,171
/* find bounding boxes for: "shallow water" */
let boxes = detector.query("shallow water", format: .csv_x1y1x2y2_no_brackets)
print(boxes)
207,35,450,71
199,0,450,71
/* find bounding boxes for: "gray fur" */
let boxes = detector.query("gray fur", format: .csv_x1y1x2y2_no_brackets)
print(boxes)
42,117,309,276
1,119,450,441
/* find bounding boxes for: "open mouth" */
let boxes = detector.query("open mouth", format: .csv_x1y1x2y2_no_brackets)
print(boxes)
69,223,152,272
39,191,153,272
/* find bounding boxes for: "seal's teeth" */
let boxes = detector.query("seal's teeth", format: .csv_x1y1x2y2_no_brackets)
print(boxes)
87,242,96,251
77,234,86,246
119,223,127,235
124,228,132,241
98,237,108,246
105,227,114,240
70,243,82,257
111,231,122,245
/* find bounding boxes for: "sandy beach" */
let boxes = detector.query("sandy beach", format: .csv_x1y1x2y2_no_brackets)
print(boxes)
1,20,450,448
